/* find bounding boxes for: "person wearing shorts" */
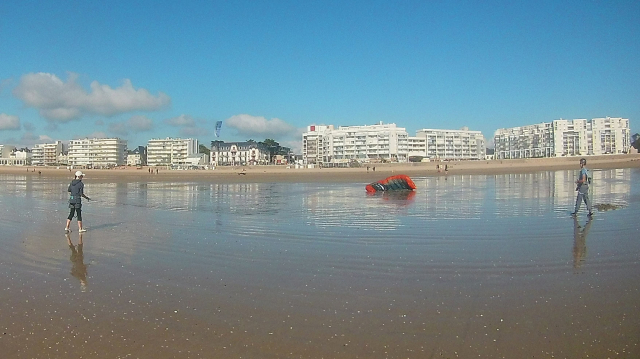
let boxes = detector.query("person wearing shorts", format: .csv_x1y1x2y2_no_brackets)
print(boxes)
65,171,91,232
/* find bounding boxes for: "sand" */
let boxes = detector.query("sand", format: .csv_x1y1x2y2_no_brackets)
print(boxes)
3,153,640,183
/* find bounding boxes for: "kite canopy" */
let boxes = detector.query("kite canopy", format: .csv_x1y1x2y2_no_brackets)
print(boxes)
365,174,416,193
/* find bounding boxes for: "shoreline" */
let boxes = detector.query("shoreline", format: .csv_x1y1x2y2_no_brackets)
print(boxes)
2,153,639,183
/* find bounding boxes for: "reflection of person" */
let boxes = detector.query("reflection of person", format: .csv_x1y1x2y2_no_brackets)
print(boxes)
572,216,592,272
572,158,593,217
66,232,88,291
65,171,91,233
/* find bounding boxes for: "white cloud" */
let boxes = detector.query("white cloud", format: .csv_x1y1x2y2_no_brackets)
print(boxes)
128,115,154,132
0,113,21,130
3,133,53,148
164,114,195,127
109,115,154,136
23,122,35,131
12,72,171,122
108,122,128,135
225,114,296,137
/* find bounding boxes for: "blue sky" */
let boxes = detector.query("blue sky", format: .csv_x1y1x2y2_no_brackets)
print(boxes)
1,0,638,152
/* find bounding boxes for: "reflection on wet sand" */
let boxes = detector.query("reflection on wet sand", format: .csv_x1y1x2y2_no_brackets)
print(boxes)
0,168,638,358
66,232,88,291
572,216,592,273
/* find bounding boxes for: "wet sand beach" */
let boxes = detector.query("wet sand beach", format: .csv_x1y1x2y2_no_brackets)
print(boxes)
0,158,639,358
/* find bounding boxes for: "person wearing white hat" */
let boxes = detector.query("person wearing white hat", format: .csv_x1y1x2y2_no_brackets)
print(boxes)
65,171,91,233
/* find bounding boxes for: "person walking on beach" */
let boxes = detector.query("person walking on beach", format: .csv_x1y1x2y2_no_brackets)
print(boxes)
572,158,593,217
65,171,91,233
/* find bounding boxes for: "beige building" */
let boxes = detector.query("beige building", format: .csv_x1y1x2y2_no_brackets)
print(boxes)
68,138,127,167
411,127,486,160
31,141,63,166
495,117,631,159
302,122,409,166
147,138,198,166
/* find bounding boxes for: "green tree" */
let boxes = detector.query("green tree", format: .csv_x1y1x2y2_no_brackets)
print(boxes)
199,144,210,155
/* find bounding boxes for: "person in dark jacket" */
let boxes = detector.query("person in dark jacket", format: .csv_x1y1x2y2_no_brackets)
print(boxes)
65,171,91,232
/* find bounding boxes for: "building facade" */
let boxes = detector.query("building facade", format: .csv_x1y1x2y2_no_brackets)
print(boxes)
411,127,486,160
210,141,269,166
126,146,147,166
302,123,409,166
147,138,198,166
31,141,63,166
495,117,630,159
68,138,127,167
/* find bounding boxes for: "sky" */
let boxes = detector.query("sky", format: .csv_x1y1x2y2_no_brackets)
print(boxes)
1,0,638,152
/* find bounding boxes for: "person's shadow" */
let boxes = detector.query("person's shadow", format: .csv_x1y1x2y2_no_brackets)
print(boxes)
66,233,88,291
573,216,592,273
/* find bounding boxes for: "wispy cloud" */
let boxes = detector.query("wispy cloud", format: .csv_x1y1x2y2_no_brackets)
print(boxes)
0,113,21,130
109,115,155,136
12,72,170,122
164,114,209,138
225,114,296,137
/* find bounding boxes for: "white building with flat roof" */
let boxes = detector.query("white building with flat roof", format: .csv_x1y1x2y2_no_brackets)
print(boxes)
31,141,63,166
495,117,630,159
68,138,127,167
302,122,409,165
147,138,198,166
412,127,486,160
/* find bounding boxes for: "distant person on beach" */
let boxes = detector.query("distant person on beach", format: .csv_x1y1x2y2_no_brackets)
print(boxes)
572,158,593,217
65,171,91,233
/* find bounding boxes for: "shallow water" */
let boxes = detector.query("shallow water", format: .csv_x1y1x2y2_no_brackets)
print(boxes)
0,169,638,358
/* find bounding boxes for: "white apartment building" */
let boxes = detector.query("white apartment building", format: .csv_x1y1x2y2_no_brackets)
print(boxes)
591,117,630,154
411,127,486,160
302,125,333,165
495,117,630,159
68,138,127,167
31,141,63,166
302,122,409,165
210,141,269,166
147,138,198,166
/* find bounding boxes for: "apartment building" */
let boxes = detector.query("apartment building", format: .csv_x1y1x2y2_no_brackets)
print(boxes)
495,117,630,159
68,138,127,167
412,127,486,160
210,141,269,166
591,117,630,154
302,123,409,165
302,125,333,165
147,138,198,166
31,141,63,166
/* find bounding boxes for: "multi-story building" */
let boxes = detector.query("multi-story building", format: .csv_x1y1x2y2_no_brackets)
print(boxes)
411,127,486,160
210,141,269,166
126,146,147,166
302,125,332,165
302,122,409,165
68,138,127,167
591,117,630,155
147,138,198,166
31,141,63,166
495,117,631,159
